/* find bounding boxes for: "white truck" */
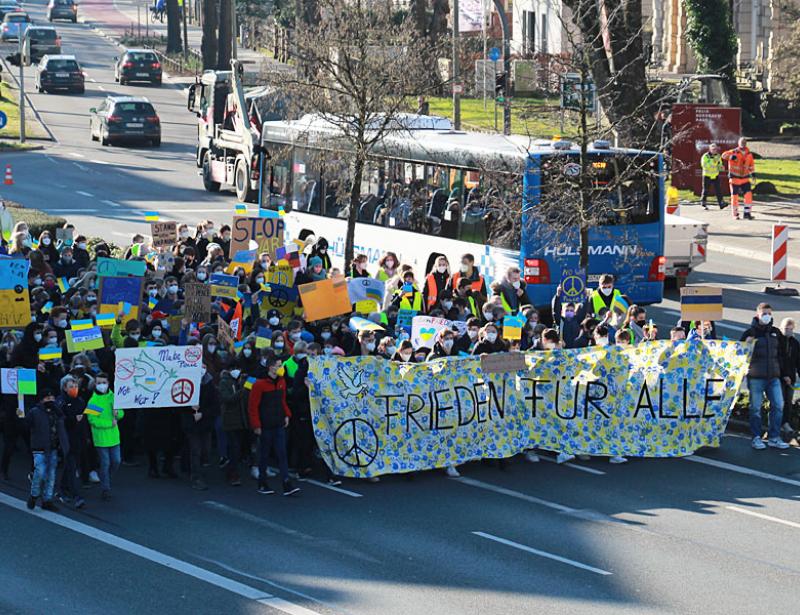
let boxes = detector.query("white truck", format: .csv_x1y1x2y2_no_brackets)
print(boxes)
664,212,708,286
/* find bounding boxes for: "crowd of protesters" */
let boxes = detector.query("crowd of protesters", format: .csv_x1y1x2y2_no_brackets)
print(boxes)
0,216,797,512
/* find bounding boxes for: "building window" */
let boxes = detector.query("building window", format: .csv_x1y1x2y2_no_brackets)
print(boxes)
541,12,548,54
523,10,536,54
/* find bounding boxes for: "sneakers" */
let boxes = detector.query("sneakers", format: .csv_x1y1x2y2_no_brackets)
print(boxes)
445,465,461,478
41,500,59,512
88,470,100,483
751,436,767,450
609,456,628,464
767,437,790,450
26,495,36,510
327,477,342,486
218,457,230,469
58,494,73,505
524,452,540,463
283,481,301,496
556,452,575,464
74,497,86,509
719,202,729,210
249,466,260,480
191,478,209,491
702,203,709,210
257,483,275,495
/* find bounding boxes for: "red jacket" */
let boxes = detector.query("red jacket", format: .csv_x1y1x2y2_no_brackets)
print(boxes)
247,376,292,430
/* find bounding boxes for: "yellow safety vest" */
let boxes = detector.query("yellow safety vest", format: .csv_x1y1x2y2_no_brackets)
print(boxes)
590,289,622,316
701,153,723,179
399,292,423,312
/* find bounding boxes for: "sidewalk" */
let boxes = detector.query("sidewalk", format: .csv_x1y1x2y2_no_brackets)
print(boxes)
79,0,275,75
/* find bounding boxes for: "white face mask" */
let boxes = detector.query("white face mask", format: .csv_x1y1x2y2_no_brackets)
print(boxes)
320,331,331,341
95,383,108,394
77,242,87,250
256,277,265,285
290,332,301,341
269,317,280,326
323,347,333,355
197,272,207,281
385,346,396,356
168,285,179,294
34,333,43,343
207,344,217,354
460,263,469,273
57,319,68,328
759,313,773,326
242,348,252,358
512,281,520,289
152,329,162,339
260,358,269,366
437,265,447,273
130,333,141,340
442,340,454,352
180,231,190,239
274,342,284,350
442,301,453,311
468,329,479,340
230,369,241,379
385,260,395,269
400,352,412,362
486,332,497,343
785,328,795,338
483,312,494,321
42,237,51,246
295,353,307,360
33,277,42,286
543,342,556,350
148,289,158,297
365,341,376,352
600,286,613,296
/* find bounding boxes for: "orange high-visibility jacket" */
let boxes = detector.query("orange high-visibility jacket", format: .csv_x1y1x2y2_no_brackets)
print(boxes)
722,147,755,183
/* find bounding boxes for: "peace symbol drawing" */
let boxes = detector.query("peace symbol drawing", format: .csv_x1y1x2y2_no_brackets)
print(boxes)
333,418,379,467
561,274,585,298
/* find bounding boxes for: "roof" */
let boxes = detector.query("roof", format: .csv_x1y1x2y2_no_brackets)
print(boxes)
41,54,76,60
106,95,152,103
124,48,158,54
27,25,56,30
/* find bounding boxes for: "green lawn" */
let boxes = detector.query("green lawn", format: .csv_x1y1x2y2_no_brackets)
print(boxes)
669,158,800,201
0,82,44,144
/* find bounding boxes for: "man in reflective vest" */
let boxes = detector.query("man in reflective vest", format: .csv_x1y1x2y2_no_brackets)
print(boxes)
700,143,726,210
454,277,481,317
449,253,487,299
391,271,423,313
722,137,756,220
588,273,624,318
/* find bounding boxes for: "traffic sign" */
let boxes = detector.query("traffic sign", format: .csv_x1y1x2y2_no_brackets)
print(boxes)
0,111,7,130
452,83,464,95
488,47,501,62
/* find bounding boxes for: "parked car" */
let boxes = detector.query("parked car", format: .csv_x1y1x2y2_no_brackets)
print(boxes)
22,27,62,66
114,49,162,86
89,96,161,147
47,0,77,22
0,4,24,20
0,11,30,41
35,54,84,94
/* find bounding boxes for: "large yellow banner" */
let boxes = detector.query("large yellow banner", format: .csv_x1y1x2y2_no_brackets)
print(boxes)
308,341,752,478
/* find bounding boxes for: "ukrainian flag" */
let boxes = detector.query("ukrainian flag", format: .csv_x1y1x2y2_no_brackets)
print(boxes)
41,301,53,314
680,287,723,321
57,277,70,292
148,296,158,310
95,312,115,327
71,319,94,331
144,211,159,222
611,294,629,314
365,287,382,302
235,203,248,215
39,347,62,361
244,377,256,390
84,403,104,416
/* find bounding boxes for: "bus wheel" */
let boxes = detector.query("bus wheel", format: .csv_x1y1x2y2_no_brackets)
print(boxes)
202,151,221,193
235,159,256,203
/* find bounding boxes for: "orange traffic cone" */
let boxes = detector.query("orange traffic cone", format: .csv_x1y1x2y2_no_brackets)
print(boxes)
3,165,12,186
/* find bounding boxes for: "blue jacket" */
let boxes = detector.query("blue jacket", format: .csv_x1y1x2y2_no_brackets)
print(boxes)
26,402,70,455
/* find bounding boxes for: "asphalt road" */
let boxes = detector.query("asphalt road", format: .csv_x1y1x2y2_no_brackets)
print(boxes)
0,3,799,613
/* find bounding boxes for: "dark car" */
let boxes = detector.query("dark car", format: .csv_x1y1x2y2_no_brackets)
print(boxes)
0,4,24,20
35,54,84,94
22,26,61,66
114,49,162,86
89,96,161,147
47,0,77,22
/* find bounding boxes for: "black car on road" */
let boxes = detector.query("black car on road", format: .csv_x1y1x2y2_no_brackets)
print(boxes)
89,96,161,147
114,49,162,86
35,54,84,93
47,0,77,22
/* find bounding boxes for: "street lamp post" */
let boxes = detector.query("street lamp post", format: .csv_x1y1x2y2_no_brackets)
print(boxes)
18,33,25,144
452,0,461,130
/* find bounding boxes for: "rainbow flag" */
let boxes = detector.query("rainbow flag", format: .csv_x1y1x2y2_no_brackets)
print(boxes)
144,211,159,222
84,403,104,416
95,312,115,327
244,376,256,390
57,277,70,293
39,347,62,361
234,203,248,215
71,319,94,331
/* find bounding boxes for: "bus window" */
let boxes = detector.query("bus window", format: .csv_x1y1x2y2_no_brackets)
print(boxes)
265,143,292,209
322,157,349,219
292,148,321,214
358,160,384,224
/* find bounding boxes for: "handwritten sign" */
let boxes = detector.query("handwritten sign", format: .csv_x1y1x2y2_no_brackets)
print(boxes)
298,278,351,322
230,215,285,260
65,327,105,352
480,352,528,374
1,367,18,394
151,221,177,248
217,316,234,351
411,315,450,349
265,262,294,288
99,276,142,324
0,258,31,328
210,273,239,300
97,257,146,278
184,283,212,322
114,345,202,409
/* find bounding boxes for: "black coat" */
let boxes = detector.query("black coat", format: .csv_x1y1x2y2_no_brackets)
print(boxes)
741,318,788,380
54,392,87,453
26,402,69,455
181,374,219,434
781,335,800,383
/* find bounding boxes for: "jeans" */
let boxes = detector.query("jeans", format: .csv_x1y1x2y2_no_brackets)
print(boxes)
31,450,58,501
258,427,289,483
188,431,211,481
748,377,784,440
97,445,121,493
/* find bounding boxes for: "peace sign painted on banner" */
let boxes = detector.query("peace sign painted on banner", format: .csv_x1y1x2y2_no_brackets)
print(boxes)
334,418,379,468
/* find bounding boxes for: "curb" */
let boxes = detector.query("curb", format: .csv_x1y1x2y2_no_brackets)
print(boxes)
0,144,46,153
706,240,800,270
0,58,57,144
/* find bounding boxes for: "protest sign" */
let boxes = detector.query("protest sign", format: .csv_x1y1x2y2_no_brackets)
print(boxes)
210,273,239,300
99,276,143,324
502,314,525,340
1,368,17,394
230,215,285,260
680,286,723,322
151,221,177,248
217,316,234,351
559,268,587,300
17,368,36,395
0,258,31,328
260,282,298,319
347,278,385,305
308,341,754,477
255,326,272,349
480,352,527,374
396,309,417,330
226,249,257,275
184,283,212,322
65,327,105,353
265,262,294,288
114,345,202,409
56,227,73,245
96,257,146,278
298,278,351,321
411,316,450,349
349,317,384,333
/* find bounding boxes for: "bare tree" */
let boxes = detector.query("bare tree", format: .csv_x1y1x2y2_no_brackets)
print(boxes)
267,0,446,267
218,0,232,69
166,0,182,53
202,0,219,70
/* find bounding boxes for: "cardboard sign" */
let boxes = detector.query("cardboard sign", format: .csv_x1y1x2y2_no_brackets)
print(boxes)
230,215,285,260
347,277,385,304
265,262,294,288
0,258,31,329
56,227,74,245
1,367,18,394
99,276,143,324
66,327,105,353
260,282,298,319
151,221,177,248
210,273,239,300
559,267,587,300
114,345,202,409
411,315,450,349
298,278,351,322
480,352,527,374
680,286,723,322
97,257,146,278
184,283,212,322
217,315,235,351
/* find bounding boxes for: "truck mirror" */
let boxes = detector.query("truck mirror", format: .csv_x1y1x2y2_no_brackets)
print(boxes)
187,84,196,111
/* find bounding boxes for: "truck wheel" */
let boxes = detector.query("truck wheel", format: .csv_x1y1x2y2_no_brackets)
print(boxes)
235,159,256,202
202,151,220,192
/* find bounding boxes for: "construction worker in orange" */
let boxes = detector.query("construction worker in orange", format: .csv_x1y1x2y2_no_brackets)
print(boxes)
722,137,756,220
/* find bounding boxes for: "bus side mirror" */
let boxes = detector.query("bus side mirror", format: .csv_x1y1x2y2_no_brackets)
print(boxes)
187,84,196,112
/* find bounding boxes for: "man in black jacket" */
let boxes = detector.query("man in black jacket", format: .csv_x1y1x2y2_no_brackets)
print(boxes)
55,375,86,509
741,303,791,450
779,317,800,435
24,388,69,511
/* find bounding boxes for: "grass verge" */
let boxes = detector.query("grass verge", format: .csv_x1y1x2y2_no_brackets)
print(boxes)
0,199,67,238
0,81,45,143
669,158,800,201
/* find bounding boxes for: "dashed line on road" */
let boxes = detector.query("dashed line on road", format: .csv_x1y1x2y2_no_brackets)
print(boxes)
202,501,315,540
72,162,88,171
98,85,105,91
75,190,94,197
49,208,99,213
101,200,122,208
0,492,323,615
539,455,607,475
455,476,577,514
726,506,800,530
67,152,85,158
90,159,111,165
472,531,613,576
298,477,363,497
685,455,800,489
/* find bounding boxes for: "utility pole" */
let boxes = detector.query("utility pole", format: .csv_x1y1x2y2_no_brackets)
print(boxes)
231,0,237,59
18,34,25,144
452,0,461,130
491,0,511,135
183,0,189,59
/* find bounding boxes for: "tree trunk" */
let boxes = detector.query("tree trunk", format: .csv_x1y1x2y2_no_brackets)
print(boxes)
218,0,232,70
411,0,427,37
344,153,365,271
166,0,182,54
201,0,218,70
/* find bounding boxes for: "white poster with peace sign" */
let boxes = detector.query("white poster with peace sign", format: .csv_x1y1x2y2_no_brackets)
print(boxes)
411,316,451,350
113,345,203,409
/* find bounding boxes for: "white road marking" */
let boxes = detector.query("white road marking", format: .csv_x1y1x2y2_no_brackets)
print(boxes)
89,78,96,82
101,200,122,208
98,85,105,91
168,208,237,213
72,162,88,171
68,152,85,158
299,477,363,498
0,492,322,615
473,531,613,576
48,208,99,213
75,190,94,197
726,506,800,530
685,455,800,489
90,159,110,165
539,456,607,475
456,477,577,514
202,501,315,540
44,155,58,164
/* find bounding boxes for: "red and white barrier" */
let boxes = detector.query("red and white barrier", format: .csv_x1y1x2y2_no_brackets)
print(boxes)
771,223,788,281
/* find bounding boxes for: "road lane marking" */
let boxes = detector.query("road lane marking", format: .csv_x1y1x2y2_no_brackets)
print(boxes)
168,208,240,213
298,477,363,497
726,506,800,530
68,152,85,158
0,492,322,615
72,162,88,171
48,208,99,213
456,477,577,514
539,456,607,475
101,200,122,207
90,159,110,165
685,455,800,489
472,531,613,576
75,190,94,197
202,501,315,540
98,85,105,91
